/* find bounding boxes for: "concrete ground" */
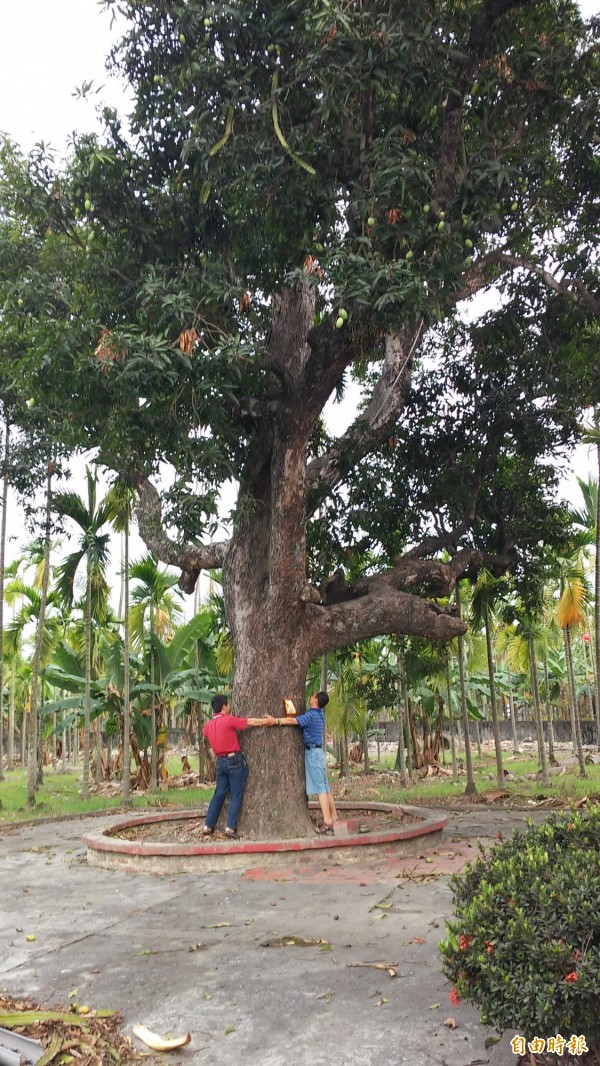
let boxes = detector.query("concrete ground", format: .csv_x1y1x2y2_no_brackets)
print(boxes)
0,807,541,1066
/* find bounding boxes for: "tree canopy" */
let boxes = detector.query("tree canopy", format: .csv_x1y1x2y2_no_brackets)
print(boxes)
1,0,599,663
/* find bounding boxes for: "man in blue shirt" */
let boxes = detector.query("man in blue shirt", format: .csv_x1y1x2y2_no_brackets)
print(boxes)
278,691,338,834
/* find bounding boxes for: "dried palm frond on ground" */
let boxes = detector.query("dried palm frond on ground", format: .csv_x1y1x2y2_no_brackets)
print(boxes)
0,994,147,1064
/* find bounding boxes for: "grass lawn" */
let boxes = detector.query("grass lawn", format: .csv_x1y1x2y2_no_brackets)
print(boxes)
2,749,598,825
362,750,600,806
0,767,213,824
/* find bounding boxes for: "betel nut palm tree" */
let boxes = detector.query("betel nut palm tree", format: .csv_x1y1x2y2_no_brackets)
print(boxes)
54,466,111,798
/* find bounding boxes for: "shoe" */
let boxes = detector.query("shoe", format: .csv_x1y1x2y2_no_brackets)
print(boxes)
224,827,238,838
316,823,334,835
202,825,214,836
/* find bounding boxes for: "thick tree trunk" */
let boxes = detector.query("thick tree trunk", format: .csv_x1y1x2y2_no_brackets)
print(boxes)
224,490,312,836
233,641,313,839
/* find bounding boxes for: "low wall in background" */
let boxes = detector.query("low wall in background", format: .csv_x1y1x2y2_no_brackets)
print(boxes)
379,718,598,746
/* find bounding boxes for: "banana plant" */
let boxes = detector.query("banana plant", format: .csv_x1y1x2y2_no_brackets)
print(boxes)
42,612,222,788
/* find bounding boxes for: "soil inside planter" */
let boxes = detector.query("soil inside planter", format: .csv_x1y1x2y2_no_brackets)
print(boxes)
109,806,418,844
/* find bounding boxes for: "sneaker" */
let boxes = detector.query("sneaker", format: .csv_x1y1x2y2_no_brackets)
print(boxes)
224,827,238,839
202,825,214,836
316,823,334,835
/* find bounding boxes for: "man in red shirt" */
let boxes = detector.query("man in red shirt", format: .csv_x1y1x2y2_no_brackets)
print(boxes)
202,694,275,838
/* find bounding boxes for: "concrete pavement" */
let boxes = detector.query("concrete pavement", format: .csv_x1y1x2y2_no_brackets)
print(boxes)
0,808,538,1065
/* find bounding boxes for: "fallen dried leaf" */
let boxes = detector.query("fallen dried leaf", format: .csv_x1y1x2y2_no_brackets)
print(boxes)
347,961,398,975
0,994,140,1064
262,935,332,949
443,1016,457,1029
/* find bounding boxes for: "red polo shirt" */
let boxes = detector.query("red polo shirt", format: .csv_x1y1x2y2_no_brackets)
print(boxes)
203,714,248,756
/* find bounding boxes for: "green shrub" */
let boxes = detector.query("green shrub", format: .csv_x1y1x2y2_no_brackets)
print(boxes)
439,809,600,1043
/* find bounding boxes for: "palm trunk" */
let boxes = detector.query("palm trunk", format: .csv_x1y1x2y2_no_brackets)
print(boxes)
82,562,93,798
8,663,15,769
529,635,549,786
0,414,9,782
192,579,205,783
62,706,68,769
150,606,158,790
456,585,476,796
27,462,53,807
542,651,556,764
405,701,414,778
447,659,458,784
51,712,57,770
483,602,504,790
595,439,600,751
564,624,586,777
507,666,520,755
394,642,410,787
95,720,103,786
362,710,370,775
122,503,132,806
407,705,421,769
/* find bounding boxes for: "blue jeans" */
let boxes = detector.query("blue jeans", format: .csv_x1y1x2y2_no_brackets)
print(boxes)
204,753,248,831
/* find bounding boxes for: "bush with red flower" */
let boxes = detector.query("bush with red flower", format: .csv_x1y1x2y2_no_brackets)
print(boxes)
439,809,600,1045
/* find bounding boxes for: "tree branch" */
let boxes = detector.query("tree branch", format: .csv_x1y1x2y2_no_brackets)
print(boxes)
306,322,423,495
134,476,229,593
453,252,600,312
307,586,466,658
319,546,516,609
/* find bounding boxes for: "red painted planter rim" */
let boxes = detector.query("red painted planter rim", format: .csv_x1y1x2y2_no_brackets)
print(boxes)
83,802,448,857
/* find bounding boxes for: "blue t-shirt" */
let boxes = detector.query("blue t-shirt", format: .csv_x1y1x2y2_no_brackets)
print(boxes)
296,707,325,746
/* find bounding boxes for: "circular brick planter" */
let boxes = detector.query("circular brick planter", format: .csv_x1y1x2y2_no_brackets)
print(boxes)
84,802,448,873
